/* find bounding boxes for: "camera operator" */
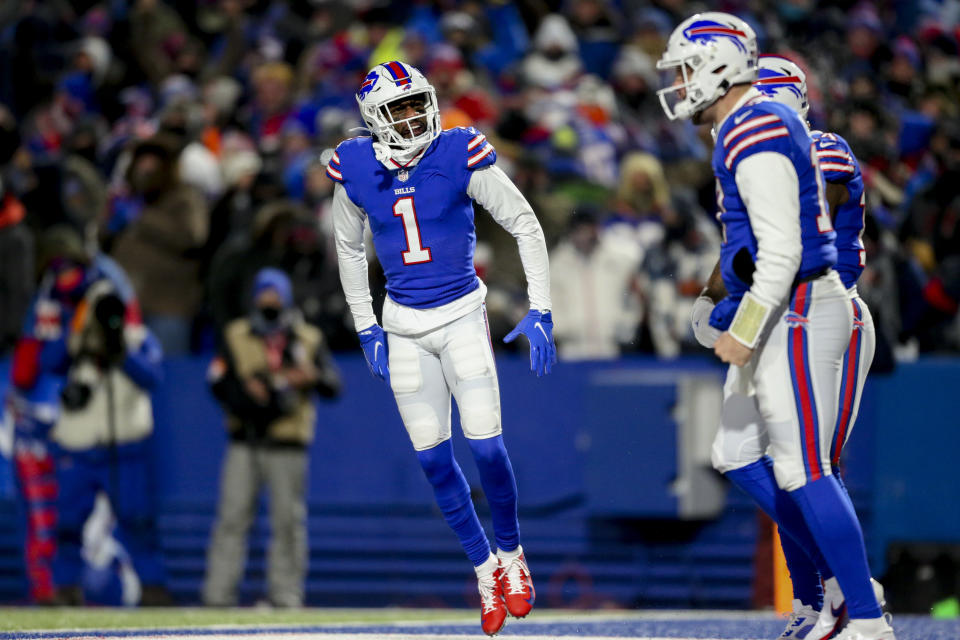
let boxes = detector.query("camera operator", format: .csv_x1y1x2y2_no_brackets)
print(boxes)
49,279,171,606
9,225,140,604
203,268,341,608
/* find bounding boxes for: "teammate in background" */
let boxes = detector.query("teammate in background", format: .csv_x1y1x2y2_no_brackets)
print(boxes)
329,61,555,636
658,13,893,640
692,55,885,640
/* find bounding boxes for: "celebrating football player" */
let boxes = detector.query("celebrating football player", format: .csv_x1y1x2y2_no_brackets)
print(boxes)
329,61,554,636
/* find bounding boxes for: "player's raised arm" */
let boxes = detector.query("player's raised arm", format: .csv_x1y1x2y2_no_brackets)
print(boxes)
331,181,388,381
467,164,557,376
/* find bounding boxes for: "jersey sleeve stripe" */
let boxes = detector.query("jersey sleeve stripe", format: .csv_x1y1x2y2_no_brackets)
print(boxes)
816,151,852,161
326,164,343,181
467,143,494,167
467,134,486,151
819,162,855,173
724,127,790,169
722,114,781,147
331,152,341,165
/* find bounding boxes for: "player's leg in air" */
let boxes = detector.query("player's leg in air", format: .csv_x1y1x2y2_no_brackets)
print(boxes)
387,325,508,635
439,307,534,619
387,305,542,636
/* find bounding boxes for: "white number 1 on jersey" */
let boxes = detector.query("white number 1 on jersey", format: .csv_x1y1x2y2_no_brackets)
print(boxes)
393,197,432,265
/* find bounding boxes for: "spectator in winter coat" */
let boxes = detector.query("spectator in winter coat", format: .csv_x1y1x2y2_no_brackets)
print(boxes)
203,268,341,608
110,134,209,355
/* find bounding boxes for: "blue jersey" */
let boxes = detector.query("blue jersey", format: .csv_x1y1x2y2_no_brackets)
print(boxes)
328,127,497,309
812,131,865,290
712,97,836,300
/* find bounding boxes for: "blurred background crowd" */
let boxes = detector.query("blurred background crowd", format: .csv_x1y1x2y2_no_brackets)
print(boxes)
2,0,960,364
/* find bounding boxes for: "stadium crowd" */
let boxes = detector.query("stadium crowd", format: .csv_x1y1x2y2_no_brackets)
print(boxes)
1,0,959,364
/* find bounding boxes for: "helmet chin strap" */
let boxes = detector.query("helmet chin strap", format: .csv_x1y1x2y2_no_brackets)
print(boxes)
372,138,429,170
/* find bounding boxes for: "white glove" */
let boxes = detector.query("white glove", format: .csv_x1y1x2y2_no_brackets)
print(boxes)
691,295,722,348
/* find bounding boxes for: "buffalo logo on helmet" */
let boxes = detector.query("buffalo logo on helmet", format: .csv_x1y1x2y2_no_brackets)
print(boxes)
358,71,379,102
754,67,804,100
683,19,749,53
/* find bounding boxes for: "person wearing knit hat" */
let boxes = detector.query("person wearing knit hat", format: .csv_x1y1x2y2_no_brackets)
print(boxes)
203,267,341,608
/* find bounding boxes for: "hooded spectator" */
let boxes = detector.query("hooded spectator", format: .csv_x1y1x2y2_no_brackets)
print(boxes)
110,134,209,354
550,208,642,360
523,15,583,91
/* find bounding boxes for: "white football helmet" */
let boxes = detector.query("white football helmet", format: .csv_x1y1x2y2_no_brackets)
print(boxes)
656,12,758,120
754,54,809,119
356,61,441,152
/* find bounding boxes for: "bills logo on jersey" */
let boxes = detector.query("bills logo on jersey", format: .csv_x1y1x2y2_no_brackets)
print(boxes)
784,311,809,329
683,20,749,53
358,71,379,102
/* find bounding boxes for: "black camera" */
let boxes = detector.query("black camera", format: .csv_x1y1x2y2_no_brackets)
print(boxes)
94,293,126,359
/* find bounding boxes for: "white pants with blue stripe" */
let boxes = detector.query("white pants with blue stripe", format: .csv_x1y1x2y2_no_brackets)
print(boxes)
387,305,503,451
712,271,872,490
830,289,876,467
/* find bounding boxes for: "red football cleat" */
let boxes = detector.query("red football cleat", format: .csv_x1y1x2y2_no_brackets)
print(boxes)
499,551,535,618
478,566,508,636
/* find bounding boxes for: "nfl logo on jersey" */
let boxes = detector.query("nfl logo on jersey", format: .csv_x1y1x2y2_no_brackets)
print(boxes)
397,169,409,182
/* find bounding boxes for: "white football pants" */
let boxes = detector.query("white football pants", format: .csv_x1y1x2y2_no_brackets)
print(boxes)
387,305,502,451
711,272,871,490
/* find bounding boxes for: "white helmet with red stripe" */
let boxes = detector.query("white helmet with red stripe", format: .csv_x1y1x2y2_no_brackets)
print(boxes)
356,61,441,153
754,54,809,119
656,12,758,120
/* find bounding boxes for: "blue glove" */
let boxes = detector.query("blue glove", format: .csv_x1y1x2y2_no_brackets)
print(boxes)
503,310,557,377
358,324,390,383
709,296,740,332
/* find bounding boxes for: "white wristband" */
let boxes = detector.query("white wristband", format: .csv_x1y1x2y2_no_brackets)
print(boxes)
728,291,774,349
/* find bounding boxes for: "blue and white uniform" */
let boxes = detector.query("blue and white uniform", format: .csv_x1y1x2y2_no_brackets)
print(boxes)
811,131,875,468
663,16,888,629
706,89,852,491
331,126,551,449
813,131,864,292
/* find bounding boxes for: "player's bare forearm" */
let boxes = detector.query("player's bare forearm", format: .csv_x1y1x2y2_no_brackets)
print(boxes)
701,259,728,303
825,182,849,212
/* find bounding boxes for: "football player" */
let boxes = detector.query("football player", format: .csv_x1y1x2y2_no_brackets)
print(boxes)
329,61,554,636
658,14,894,640
694,55,886,639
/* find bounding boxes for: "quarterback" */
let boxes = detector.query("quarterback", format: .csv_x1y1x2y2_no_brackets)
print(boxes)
693,55,885,639
329,61,555,635
659,13,893,640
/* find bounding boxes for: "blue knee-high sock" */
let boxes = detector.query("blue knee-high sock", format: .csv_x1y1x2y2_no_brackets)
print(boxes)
468,435,520,552
790,475,881,619
416,440,491,566
725,457,832,577
779,525,824,608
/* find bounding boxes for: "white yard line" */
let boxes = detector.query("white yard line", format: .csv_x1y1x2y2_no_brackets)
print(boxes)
44,635,728,640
